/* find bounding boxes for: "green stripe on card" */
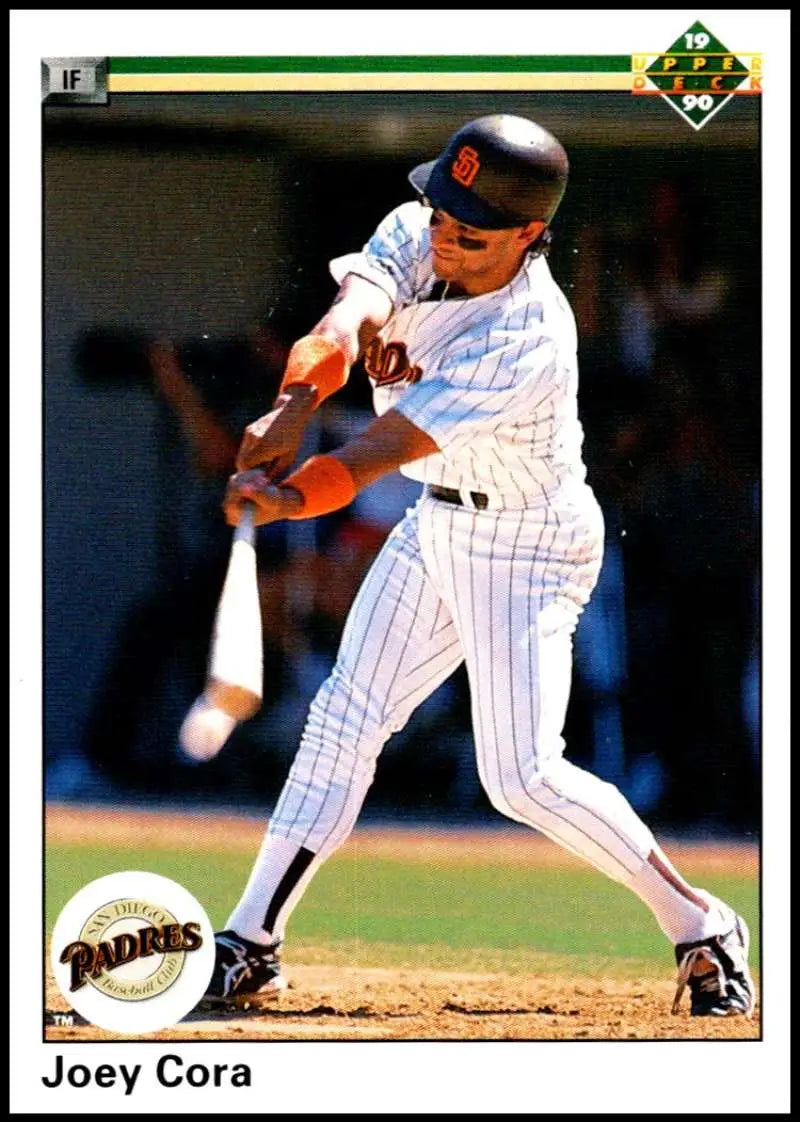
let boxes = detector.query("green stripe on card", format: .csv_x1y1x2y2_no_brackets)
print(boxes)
109,55,632,75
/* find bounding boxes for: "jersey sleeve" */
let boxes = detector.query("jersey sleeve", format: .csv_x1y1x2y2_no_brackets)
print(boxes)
329,202,425,310
392,329,566,452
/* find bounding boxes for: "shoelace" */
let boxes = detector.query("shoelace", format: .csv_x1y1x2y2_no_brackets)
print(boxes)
216,934,281,997
671,946,727,1014
218,940,255,996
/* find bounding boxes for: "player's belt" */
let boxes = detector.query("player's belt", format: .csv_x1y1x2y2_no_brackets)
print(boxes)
427,485,489,510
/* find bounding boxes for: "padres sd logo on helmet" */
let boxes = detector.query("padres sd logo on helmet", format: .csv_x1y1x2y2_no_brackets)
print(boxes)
450,145,481,188
409,114,569,230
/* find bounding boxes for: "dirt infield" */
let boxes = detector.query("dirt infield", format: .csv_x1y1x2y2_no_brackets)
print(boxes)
45,805,760,1042
45,961,759,1042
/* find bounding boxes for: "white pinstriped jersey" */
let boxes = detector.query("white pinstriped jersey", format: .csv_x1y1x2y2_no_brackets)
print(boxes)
226,203,677,950
331,200,591,509
225,181,739,957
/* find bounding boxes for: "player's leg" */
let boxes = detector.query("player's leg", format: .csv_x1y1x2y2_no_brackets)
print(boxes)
431,499,753,1015
222,508,463,950
467,596,733,932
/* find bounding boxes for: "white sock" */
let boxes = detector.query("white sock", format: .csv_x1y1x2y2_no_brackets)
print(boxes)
628,858,735,945
226,832,305,946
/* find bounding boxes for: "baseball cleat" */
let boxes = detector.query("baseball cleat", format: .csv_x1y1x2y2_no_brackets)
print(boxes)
199,929,287,1009
672,914,756,1017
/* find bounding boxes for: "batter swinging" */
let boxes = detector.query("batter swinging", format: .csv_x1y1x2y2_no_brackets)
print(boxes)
203,115,754,1018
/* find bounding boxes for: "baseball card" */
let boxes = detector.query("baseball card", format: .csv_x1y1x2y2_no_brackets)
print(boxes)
12,10,789,1114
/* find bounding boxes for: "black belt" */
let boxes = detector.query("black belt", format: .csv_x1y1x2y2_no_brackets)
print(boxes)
428,485,489,510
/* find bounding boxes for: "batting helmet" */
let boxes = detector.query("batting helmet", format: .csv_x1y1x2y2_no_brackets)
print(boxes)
409,114,569,231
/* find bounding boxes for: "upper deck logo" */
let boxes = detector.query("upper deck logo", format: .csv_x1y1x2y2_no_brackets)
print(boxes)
632,21,761,130
50,871,215,1034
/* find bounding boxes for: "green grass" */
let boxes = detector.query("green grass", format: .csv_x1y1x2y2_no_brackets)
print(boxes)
46,843,759,978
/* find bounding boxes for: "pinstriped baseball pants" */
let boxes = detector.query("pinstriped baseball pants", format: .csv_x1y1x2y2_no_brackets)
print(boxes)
228,491,663,939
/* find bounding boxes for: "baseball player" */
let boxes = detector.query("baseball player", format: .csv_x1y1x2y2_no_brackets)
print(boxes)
202,115,755,1018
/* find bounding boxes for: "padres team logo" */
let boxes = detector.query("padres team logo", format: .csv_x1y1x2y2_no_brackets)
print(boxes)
51,871,215,1033
364,338,422,388
451,145,481,187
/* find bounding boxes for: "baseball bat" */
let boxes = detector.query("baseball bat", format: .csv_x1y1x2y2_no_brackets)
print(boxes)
179,501,263,760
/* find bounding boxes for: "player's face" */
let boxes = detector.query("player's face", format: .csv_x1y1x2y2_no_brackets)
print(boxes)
427,205,546,295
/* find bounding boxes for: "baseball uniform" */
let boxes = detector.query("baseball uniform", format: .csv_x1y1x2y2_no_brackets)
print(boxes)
208,116,753,1021
226,199,665,943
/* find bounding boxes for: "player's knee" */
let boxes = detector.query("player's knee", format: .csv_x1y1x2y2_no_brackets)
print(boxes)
480,756,569,823
486,755,637,831
304,664,392,762
480,771,536,822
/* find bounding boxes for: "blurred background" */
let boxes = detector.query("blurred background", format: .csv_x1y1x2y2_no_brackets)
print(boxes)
43,89,760,835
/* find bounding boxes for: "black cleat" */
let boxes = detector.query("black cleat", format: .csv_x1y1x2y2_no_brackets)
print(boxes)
672,915,756,1017
199,929,287,1008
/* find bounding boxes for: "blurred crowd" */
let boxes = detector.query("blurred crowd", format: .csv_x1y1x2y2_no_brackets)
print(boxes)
56,176,759,832
568,177,759,829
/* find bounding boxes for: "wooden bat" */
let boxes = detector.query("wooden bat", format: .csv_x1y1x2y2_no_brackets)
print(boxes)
206,501,263,718
179,502,262,760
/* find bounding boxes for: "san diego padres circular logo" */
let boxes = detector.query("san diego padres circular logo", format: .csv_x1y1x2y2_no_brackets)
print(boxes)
51,871,215,1033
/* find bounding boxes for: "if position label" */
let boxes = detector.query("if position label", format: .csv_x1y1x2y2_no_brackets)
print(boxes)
42,58,108,105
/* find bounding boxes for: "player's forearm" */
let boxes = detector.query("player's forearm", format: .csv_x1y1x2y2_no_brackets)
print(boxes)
229,409,437,526
309,312,382,369
275,276,392,413
237,281,391,474
306,314,361,369
333,409,439,491
273,409,437,519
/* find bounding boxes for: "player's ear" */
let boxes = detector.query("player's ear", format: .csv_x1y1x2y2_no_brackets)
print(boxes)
517,220,547,247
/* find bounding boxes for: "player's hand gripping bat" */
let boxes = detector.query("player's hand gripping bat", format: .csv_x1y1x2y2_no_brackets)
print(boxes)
179,502,262,761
